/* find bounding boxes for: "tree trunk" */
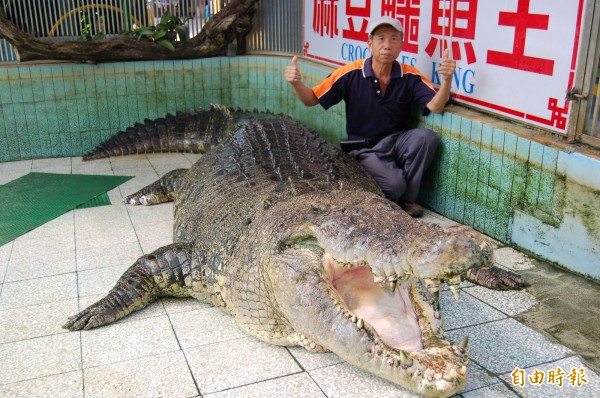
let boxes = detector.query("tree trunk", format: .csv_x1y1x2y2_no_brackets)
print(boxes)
0,0,258,63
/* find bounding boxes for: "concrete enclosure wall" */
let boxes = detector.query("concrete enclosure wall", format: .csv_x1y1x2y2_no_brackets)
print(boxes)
0,55,598,280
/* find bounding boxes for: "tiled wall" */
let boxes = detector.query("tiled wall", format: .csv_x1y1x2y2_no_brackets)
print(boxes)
0,56,346,162
0,55,597,279
419,112,560,243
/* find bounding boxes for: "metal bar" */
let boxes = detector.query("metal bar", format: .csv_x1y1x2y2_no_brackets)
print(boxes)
568,0,599,142
39,0,52,37
586,4,600,139
123,0,132,31
30,1,43,37
590,75,600,137
63,0,74,38
581,133,600,148
49,0,60,37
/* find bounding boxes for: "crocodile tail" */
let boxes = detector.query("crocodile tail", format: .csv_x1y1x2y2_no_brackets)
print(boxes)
82,104,235,161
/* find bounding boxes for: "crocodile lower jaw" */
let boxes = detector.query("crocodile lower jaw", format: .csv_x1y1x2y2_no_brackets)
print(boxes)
321,253,470,397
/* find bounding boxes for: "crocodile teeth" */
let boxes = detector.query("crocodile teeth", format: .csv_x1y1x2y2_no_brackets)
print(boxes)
424,278,442,305
389,280,397,292
351,314,358,323
356,318,364,329
449,368,458,379
448,275,462,300
454,336,469,354
399,350,413,368
458,336,469,351
449,284,461,300
424,278,442,292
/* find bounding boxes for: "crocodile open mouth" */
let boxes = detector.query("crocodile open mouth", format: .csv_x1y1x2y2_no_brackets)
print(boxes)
323,254,425,351
318,252,469,397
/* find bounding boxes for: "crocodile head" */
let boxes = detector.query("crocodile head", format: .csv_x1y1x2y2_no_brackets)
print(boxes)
266,192,488,397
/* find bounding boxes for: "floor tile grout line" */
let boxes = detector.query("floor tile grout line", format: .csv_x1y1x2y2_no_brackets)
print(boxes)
0,308,190,347
459,282,536,319
0,269,79,288
462,365,524,397
0,369,83,389
165,305,203,397
0,241,14,288
201,370,315,397
456,285,516,319
71,199,88,398
284,346,331,397
80,347,183,372
443,314,523,334
0,328,73,347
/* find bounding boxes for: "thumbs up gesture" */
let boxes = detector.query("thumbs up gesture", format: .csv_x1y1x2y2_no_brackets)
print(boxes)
285,56,303,86
285,56,319,106
435,48,456,82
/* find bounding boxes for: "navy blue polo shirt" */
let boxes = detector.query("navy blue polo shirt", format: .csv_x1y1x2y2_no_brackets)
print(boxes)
312,57,436,143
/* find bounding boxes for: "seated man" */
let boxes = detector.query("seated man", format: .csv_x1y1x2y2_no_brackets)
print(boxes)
285,16,456,217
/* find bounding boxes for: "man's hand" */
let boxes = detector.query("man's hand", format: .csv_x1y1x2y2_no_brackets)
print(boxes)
286,56,303,86
285,56,319,107
427,49,456,113
435,48,456,82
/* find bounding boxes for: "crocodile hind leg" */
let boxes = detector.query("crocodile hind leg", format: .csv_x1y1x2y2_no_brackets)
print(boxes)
125,168,187,205
64,243,195,331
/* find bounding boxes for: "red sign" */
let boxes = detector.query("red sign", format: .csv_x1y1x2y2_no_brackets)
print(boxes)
303,0,585,134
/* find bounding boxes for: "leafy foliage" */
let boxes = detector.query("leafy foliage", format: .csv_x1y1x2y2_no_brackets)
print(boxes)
79,9,106,41
120,12,190,51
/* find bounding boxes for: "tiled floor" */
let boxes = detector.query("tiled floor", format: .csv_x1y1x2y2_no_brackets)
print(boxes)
0,155,598,398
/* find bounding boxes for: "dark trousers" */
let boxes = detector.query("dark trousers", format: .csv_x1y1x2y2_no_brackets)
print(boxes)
353,128,439,203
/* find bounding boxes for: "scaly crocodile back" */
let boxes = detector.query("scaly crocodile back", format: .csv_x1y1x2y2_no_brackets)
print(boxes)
83,104,384,264
83,104,236,160
172,110,382,243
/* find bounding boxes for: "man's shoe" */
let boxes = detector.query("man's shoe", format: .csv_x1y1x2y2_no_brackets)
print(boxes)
401,202,424,218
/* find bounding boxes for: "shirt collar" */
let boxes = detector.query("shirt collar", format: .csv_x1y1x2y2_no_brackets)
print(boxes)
362,56,403,79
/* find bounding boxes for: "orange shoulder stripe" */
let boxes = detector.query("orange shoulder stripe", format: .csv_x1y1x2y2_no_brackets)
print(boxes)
401,64,436,91
312,59,365,99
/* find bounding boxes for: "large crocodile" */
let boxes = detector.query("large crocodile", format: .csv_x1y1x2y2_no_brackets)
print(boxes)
65,105,527,397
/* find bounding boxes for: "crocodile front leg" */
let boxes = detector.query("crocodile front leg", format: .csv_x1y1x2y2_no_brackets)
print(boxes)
64,243,195,330
465,266,530,290
441,224,529,290
125,168,188,205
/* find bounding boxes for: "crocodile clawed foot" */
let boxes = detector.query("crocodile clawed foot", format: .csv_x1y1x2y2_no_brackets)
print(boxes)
124,192,154,205
63,304,115,331
123,168,187,206
465,266,530,290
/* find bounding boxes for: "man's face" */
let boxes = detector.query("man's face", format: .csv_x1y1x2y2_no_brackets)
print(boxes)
368,26,403,64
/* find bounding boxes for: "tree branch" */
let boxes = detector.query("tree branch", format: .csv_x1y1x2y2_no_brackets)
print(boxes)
0,0,258,63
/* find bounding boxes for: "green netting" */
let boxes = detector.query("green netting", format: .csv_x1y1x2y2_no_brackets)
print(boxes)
76,192,113,209
0,172,132,246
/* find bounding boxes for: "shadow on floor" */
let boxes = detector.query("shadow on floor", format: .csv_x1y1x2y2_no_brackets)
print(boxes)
517,260,600,374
